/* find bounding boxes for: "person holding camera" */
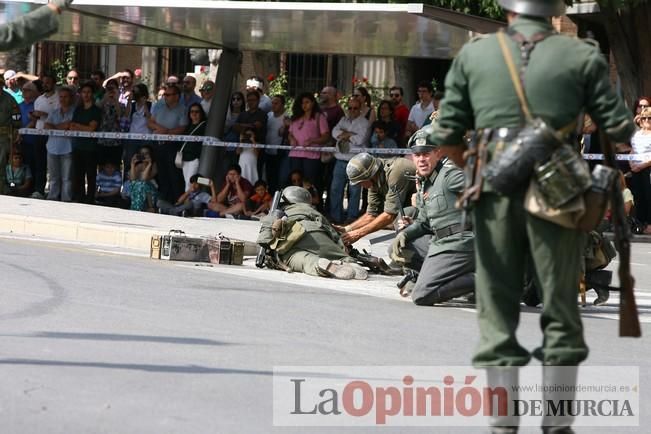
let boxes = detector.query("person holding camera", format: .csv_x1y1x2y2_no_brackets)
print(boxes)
207,164,252,218
159,174,215,217
128,145,158,212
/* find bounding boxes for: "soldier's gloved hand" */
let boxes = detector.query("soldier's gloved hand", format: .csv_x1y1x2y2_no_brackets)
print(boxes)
390,232,409,264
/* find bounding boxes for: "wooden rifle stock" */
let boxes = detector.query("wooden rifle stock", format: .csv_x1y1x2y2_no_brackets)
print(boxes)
599,131,641,337
456,129,491,214
255,190,282,268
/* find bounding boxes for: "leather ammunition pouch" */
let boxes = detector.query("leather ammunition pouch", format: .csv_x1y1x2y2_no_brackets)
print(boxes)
533,144,592,209
524,163,617,232
484,119,563,194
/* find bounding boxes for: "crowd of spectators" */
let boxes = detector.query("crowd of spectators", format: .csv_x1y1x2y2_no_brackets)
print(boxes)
3,65,647,232
0,70,472,222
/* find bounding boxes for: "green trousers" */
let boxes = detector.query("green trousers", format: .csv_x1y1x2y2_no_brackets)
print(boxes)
283,231,351,276
472,192,589,366
0,138,9,194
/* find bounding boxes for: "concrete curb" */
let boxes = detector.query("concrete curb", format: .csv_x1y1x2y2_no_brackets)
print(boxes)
0,213,156,252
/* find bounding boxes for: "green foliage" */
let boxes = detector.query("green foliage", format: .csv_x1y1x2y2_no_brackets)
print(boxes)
424,0,505,20
50,45,76,86
268,71,294,112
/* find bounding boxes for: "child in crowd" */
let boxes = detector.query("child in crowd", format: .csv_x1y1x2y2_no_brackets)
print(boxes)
303,178,321,210
238,128,259,184
161,174,215,217
245,180,272,219
371,121,398,157
5,151,33,197
95,161,123,207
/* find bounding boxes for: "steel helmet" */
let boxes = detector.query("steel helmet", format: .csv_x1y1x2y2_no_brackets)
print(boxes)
498,0,566,17
281,186,312,205
346,153,381,185
408,124,438,153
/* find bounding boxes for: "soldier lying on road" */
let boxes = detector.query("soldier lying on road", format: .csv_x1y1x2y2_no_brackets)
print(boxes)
256,186,368,280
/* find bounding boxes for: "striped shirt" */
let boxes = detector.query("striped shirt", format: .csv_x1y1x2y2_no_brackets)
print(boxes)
96,170,122,193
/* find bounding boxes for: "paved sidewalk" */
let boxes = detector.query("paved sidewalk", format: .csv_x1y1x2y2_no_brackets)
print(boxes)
0,196,391,257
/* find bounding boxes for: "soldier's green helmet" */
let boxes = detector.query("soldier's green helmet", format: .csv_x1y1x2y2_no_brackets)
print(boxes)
498,0,565,17
281,186,312,205
408,124,438,153
346,153,381,185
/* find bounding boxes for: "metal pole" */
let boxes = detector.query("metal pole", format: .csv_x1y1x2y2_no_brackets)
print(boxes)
198,48,239,184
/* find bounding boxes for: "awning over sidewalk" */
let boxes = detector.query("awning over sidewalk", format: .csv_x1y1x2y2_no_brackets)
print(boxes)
1,1,503,59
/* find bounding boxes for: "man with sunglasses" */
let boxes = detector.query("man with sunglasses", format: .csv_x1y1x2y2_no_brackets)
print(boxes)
389,86,409,143
148,84,188,202
199,80,216,114
329,98,370,224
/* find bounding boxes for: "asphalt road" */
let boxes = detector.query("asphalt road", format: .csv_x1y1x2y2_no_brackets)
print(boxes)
0,236,649,434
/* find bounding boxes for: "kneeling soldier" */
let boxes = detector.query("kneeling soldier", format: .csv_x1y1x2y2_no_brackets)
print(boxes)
391,126,475,305
257,186,368,280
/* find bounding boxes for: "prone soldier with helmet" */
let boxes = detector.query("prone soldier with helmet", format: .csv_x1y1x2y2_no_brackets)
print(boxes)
256,186,368,280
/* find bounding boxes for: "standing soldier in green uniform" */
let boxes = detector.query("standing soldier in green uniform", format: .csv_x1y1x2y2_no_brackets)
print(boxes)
257,186,368,280
429,1,635,433
0,0,73,51
339,153,416,245
0,74,21,193
391,126,475,305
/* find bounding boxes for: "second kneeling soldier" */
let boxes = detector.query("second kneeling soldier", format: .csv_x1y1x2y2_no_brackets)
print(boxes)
392,126,475,305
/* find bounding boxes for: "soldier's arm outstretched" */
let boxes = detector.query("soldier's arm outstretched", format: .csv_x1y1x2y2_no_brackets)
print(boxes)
0,1,73,51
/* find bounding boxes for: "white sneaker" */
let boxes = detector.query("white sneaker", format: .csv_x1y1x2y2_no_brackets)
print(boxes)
224,213,235,219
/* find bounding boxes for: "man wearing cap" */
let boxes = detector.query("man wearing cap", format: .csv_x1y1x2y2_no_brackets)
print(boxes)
199,80,216,115
0,0,73,51
246,76,272,113
339,153,415,245
256,186,368,280
3,70,23,104
429,1,635,433
391,126,475,305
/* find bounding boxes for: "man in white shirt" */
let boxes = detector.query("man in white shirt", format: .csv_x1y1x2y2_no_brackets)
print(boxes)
263,95,289,193
31,72,59,196
329,97,370,223
406,80,434,137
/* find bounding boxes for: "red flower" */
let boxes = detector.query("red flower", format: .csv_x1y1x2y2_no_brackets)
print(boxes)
352,76,357,84
268,74,275,82
362,77,368,83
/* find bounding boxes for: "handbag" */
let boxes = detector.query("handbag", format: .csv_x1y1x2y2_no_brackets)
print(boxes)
175,121,205,169
314,113,334,163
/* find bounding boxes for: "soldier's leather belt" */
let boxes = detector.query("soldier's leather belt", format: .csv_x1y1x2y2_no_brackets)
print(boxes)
488,127,521,142
434,223,472,239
